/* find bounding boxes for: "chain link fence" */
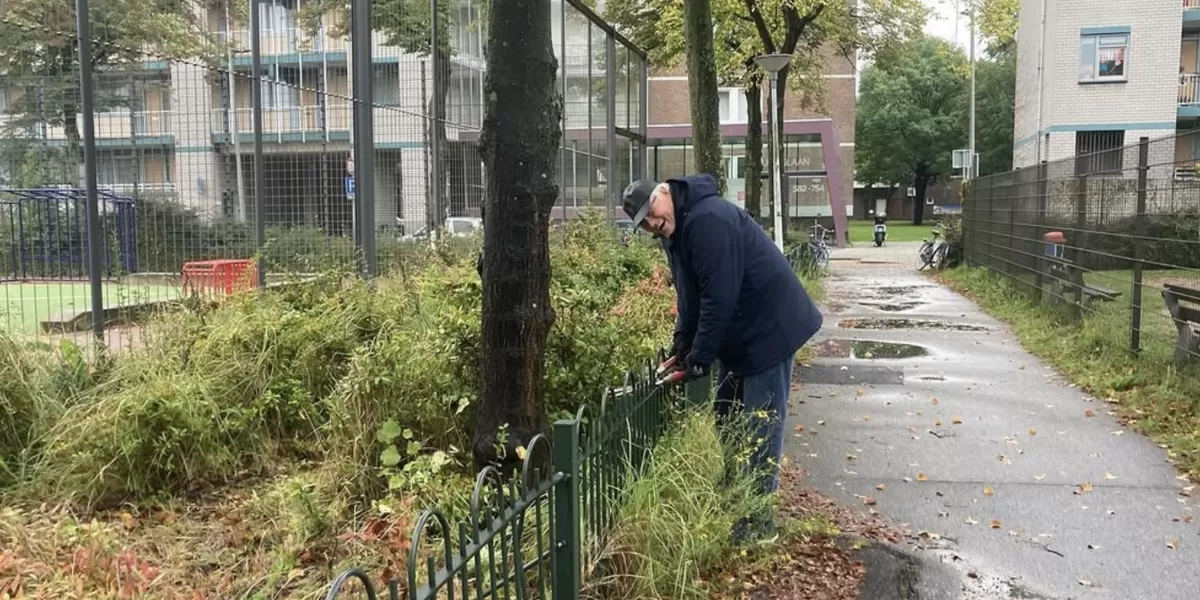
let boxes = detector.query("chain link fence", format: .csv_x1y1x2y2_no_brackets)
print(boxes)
965,130,1200,364
0,0,647,352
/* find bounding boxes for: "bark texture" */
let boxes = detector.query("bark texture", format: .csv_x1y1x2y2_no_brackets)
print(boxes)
474,0,561,470
682,0,723,193
744,83,764,221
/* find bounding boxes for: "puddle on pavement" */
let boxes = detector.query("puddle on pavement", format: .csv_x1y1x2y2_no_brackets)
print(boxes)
838,318,990,332
814,338,929,359
857,301,925,312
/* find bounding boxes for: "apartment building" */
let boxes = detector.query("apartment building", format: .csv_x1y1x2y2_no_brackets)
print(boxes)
1013,0,1200,177
642,48,856,220
1,0,637,236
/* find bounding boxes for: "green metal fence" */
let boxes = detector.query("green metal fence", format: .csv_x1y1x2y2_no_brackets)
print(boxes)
323,350,703,600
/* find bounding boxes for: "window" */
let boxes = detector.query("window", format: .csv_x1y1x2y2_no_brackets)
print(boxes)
718,89,748,124
258,0,297,32
1079,31,1128,82
96,152,140,185
1075,130,1125,175
373,64,400,106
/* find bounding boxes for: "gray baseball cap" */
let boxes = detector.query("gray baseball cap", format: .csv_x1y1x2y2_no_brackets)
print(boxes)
621,179,658,229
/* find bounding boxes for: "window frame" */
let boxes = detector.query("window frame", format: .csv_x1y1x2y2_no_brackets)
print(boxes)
1079,29,1130,84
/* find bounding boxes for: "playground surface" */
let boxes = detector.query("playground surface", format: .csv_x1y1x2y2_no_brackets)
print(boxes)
0,280,180,335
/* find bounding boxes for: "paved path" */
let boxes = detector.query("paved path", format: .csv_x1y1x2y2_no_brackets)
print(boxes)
790,241,1199,599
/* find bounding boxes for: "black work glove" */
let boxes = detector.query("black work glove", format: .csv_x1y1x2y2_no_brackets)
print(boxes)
682,355,710,382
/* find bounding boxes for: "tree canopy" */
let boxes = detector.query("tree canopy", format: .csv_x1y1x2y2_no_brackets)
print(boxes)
974,44,1015,176
856,36,967,224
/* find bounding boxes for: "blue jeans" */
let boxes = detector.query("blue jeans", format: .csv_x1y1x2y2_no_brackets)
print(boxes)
714,356,793,496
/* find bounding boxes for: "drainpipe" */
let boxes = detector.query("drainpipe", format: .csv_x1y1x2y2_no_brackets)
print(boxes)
1034,0,1049,163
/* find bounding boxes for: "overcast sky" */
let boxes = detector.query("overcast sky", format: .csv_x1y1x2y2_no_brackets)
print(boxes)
923,0,989,56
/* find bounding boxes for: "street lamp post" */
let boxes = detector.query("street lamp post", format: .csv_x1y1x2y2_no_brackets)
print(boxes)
754,53,791,252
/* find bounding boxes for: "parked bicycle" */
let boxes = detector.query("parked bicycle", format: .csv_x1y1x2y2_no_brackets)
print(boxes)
808,223,831,269
918,228,949,271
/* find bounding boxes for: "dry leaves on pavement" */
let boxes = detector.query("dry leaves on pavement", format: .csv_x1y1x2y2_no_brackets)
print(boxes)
703,466,907,600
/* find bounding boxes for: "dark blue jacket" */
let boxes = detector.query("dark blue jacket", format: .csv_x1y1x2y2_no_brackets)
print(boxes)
664,174,823,376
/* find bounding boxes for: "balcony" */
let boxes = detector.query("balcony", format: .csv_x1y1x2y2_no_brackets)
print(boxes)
1186,1,1200,29
98,182,177,197
210,104,351,143
220,28,347,62
1180,73,1200,117
0,111,172,144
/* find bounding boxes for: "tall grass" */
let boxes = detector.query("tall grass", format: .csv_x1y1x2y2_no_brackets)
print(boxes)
585,407,774,600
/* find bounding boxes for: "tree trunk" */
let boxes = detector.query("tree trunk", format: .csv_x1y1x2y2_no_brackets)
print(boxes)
681,0,723,193
744,83,763,221
474,0,561,470
913,173,928,226
428,44,453,227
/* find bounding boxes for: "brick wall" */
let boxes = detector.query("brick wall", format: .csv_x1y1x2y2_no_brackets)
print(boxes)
1014,0,1180,169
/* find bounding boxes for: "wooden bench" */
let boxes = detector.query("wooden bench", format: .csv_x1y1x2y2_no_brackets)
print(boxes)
1162,284,1200,365
1046,257,1122,305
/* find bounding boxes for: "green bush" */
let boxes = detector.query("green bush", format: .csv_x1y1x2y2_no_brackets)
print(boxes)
9,214,673,508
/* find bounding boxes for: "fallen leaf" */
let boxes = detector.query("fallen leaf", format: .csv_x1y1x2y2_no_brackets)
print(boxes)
931,397,939,405
917,472,928,482
817,420,826,426
934,419,943,426
1104,472,1118,480
990,519,1002,529
1078,578,1093,587
1084,409,1096,417
1034,474,1046,481
1110,430,1124,436
863,496,877,506
876,483,887,491
965,517,979,525
846,453,857,461
1168,538,1181,550
793,424,805,433
952,416,963,425
983,486,994,496
856,388,865,396
902,476,913,482
998,454,1012,464
1088,543,1101,550
1075,482,1094,494
1028,427,1038,436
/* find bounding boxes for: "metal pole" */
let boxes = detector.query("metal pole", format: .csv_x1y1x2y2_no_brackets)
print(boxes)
75,0,105,346
605,34,617,222
770,71,784,251
1131,137,1149,353
250,0,267,287
225,0,248,221
968,1,977,179
351,0,376,277
430,0,443,239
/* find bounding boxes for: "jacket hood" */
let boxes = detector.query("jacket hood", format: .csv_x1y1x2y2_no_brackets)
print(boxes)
666,173,720,212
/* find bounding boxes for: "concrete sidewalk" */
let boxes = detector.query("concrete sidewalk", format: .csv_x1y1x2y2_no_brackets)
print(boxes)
789,242,1198,599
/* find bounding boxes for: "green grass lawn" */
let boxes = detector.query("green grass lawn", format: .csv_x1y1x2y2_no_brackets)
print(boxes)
847,220,942,244
939,266,1200,480
0,281,180,335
